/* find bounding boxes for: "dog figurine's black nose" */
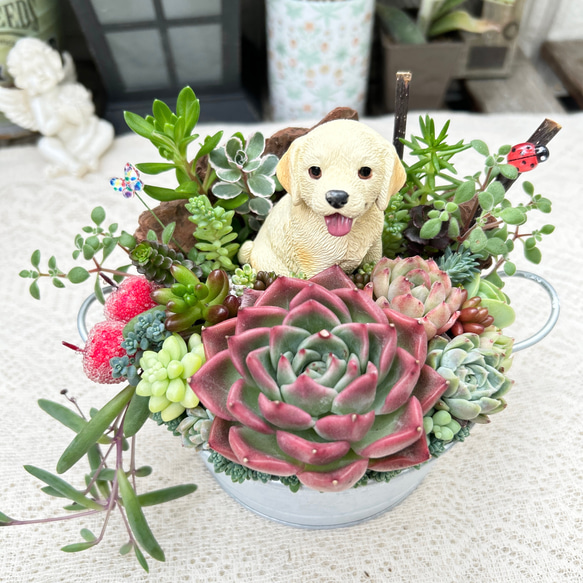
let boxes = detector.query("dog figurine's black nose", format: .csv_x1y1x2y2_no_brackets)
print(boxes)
326,190,349,209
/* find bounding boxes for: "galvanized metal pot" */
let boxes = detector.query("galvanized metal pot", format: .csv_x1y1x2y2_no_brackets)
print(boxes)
200,447,444,529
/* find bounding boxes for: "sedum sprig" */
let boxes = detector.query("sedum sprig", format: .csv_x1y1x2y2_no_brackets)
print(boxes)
19,206,136,301
185,194,240,274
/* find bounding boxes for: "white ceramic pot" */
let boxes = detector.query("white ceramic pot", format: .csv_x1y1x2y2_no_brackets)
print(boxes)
266,0,375,121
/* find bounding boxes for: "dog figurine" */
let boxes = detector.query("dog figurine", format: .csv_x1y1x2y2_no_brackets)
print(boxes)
238,119,406,278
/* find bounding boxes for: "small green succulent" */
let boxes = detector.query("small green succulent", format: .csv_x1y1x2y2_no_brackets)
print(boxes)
437,247,481,286
230,263,257,295
175,407,215,449
130,240,196,285
185,194,240,274
136,333,205,421
152,264,230,332
209,132,279,230
423,409,462,443
463,273,515,329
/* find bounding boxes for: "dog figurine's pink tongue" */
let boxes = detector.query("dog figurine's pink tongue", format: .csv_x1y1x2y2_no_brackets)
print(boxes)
325,213,353,237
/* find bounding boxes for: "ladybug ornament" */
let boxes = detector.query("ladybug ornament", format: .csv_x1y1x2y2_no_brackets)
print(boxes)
507,142,549,173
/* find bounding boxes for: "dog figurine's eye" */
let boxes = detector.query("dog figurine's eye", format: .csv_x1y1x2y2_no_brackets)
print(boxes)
308,166,322,179
358,166,372,179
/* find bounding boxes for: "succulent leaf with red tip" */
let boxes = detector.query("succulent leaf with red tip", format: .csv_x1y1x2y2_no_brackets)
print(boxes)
190,265,449,492
104,276,158,322
370,256,467,340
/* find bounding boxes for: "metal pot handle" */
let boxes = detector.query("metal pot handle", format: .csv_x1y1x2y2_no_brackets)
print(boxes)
77,286,113,342
498,270,560,353
77,272,559,352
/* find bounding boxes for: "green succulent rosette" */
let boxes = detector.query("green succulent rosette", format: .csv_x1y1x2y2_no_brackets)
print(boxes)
426,332,514,423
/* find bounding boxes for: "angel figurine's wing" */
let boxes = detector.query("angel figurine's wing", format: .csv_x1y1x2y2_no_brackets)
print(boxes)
61,51,77,84
0,87,37,131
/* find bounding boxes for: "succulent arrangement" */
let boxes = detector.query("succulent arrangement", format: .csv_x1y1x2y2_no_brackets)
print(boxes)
6,87,559,571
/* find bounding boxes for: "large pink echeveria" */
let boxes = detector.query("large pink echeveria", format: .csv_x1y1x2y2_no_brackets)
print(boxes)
190,265,448,492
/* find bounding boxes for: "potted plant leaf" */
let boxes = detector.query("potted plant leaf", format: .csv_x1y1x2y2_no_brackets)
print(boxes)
376,0,500,110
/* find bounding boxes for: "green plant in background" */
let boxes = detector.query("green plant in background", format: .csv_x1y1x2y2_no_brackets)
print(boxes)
376,0,500,44
19,206,136,302
123,86,222,202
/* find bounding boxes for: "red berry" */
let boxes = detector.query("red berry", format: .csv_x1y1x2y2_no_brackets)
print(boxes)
104,276,158,322
83,321,126,384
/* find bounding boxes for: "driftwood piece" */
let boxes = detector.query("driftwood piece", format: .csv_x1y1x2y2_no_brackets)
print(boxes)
499,118,562,191
392,71,411,160
264,106,359,159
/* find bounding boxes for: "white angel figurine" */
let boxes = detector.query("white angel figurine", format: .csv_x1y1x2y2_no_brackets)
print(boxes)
0,38,114,177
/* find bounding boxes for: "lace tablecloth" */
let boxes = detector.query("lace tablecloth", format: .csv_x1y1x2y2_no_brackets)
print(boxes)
1,112,581,583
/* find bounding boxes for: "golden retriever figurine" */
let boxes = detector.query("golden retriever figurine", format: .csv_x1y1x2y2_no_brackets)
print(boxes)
238,119,406,278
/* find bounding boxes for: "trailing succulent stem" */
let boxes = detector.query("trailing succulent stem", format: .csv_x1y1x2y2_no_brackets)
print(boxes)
0,389,197,572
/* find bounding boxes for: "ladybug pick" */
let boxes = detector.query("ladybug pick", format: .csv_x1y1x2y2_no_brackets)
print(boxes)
507,142,549,173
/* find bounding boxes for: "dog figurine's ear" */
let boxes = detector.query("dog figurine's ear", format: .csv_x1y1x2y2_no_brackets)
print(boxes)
276,140,302,205
376,148,407,211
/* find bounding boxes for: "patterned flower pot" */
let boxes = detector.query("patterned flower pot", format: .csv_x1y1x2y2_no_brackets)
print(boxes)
266,0,375,121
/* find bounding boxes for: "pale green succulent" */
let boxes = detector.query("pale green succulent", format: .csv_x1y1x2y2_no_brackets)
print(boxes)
423,409,462,443
175,406,215,449
231,264,257,295
479,325,514,374
208,132,279,230
426,333,513,423
136,333,206,421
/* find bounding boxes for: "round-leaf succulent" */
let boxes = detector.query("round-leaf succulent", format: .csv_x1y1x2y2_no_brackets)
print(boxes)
136,333,206,421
